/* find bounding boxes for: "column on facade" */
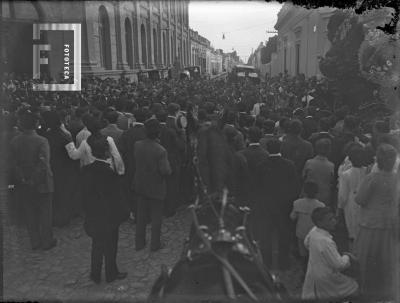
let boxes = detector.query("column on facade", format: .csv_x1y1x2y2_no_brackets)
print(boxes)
157,4,163,68
147,4,154,69
180,1,184,67
133,5,143,69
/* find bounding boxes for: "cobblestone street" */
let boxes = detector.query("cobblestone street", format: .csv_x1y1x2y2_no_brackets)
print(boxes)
3,189,303,302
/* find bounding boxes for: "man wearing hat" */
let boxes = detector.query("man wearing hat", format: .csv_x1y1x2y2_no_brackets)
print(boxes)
134,118,171,251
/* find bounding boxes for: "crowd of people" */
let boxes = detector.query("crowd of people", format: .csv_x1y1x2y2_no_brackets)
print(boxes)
2,71,399,302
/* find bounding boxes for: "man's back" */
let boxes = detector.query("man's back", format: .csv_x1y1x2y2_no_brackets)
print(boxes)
303,156,334,205
10,131,53,193
11,131,47,168
257,156,300,213
259,134,276,151
101,124,123,143
82,161,126,226
281,134,313,174
134,139,171,200
118,124,146,178
159,123,185,170
239,145,269,203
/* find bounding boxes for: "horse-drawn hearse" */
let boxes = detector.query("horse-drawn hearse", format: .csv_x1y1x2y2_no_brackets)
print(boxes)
148,190,289,303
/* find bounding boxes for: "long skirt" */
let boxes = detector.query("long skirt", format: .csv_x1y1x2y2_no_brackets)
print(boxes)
343,199,360,240
354,226,398,302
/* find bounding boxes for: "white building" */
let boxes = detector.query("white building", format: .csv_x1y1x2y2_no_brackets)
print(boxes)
273,3,336,78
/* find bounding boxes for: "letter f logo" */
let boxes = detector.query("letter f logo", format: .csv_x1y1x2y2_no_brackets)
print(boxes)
33,24,51,79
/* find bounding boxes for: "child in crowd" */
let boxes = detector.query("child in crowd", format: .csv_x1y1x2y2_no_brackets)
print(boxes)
302,207,358,301
290,182,325,269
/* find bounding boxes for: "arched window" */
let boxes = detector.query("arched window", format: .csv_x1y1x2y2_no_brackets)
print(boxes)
163,32,167,65
153,28,157,65
125,18,133,69
140,24,147,67
98,6,112,69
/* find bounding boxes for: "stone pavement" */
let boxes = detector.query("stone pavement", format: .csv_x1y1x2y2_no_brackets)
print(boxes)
2,189,303,302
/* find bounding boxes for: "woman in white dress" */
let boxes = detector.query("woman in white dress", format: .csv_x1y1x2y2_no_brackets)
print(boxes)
337,144,367,250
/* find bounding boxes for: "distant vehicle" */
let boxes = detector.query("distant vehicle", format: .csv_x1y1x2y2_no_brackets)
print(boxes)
229,65,260,84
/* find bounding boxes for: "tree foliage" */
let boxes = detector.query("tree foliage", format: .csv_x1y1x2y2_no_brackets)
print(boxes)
319,10,378,110
261,36,278,64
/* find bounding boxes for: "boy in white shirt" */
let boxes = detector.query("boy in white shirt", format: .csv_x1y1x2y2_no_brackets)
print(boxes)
302,207,358,301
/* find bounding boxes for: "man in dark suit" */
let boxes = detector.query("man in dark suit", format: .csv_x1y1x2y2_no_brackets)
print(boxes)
157,111,184,217
10,110,57,250
198,119,234,195
82,134,129,284
238,126,269,208
117,109,147,218
222,110,245,151
100,110,123,143
281,119,314,175
260,119,277,151
308,117,334,149
134,119,171,251
165,103,186,209
254,139,300,270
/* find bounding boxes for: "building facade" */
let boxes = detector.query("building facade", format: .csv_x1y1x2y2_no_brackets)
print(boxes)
222,51,240,73
1,0,190,81
273,3,336,78
207,48,223,76
189,28,209,74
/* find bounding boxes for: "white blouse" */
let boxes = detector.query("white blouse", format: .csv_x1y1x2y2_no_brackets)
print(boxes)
65,136,125,175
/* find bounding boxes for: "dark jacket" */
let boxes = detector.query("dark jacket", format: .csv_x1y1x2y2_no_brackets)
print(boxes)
259,134,277,151
160,122,185,172
281,134,314,174
101,124,123,143
256,155,300,216
238,144,269,206
81,160,129,237
222,124,245,151
118,124,146,186
198,124,234,194
302,116,318,140
134,139,172,200
232,151,249,205
10,130,54,193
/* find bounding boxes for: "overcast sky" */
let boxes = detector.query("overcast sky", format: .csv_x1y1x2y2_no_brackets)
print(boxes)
189,1,283,62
